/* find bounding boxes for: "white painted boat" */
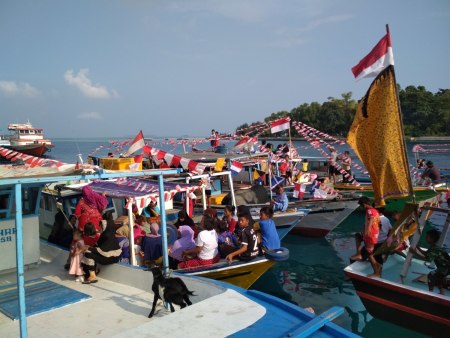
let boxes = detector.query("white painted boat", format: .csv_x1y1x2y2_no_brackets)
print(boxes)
0,168,358,338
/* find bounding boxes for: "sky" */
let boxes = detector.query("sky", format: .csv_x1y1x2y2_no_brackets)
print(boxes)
1,0,449,138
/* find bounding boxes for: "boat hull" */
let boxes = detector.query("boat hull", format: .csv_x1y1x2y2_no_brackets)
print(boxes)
290,200,359,237
181,259,276,289
345,270,450,336
7,143,54,157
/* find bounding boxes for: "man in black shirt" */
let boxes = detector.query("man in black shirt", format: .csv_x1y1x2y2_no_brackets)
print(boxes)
226,214,259,263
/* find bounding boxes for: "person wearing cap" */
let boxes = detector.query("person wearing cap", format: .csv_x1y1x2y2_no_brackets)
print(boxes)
351,196,382,277
421,161,441,184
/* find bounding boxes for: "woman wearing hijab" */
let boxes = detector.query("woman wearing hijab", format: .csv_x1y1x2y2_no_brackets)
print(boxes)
82,212,122,284
174,210,198,238
178,214,220,269
141,223,163,265
169,225,196,269
75,186,108,237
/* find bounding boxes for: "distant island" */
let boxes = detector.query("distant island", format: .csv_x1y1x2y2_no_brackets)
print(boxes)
236,86,449,138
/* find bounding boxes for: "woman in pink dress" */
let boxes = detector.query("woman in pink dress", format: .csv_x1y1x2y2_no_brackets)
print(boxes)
69,230,86,282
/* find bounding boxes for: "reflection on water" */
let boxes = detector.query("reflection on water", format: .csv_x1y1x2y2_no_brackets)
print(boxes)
251,212,429,337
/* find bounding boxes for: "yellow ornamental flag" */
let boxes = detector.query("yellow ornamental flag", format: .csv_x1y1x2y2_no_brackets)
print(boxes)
347,66,410,206
214,157,225,172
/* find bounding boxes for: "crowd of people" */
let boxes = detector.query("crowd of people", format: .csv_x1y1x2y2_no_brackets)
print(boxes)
54,185,283,284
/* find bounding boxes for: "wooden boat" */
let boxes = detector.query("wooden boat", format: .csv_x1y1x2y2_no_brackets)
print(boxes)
342,34,449,335
39,174,310,289
176,212,308,289
5,122,54,156
344,204,450,336
0,168,357,338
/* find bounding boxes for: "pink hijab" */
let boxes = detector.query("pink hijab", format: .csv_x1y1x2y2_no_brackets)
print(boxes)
82,186,108,211
148,222,160,238
170,226,196,261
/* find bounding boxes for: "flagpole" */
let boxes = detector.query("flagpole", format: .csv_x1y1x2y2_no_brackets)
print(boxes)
386,24,416,205
386,23,421,282
288,118,293,160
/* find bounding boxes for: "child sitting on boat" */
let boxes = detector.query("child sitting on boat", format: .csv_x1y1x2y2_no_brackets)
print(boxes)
271,185,288,212
226,214,259,263
217,220,239,258
410,229,450,295
258,206,281,252
222,205,237,233
351,196,381,277
179,214,220,268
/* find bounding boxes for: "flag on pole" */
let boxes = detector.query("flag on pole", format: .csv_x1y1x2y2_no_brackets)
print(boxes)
230,160,243,176
214,157,226,172
253,168,265,184
292,183,306,199
123,130,145,157
351,32,394,80
270,175,285,190
270,117,290,134
348,34,409,206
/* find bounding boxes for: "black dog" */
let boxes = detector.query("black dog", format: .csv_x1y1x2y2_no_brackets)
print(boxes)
148,267,194,318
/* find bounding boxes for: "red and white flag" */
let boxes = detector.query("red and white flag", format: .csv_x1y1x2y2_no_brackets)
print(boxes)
233,136,250,150
123,130,145,157
292,183,306,199
270,117,290,134
351,31,394,80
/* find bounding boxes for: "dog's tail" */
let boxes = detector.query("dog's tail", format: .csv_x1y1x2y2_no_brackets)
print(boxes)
187,290,195,296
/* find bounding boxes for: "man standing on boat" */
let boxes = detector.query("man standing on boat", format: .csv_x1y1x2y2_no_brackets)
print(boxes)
327,146,338,184
340,151,352,183
421,160,441,184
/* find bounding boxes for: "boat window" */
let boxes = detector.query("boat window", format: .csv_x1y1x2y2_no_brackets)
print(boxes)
0,191,12,219
40,194,53,212
0,187,41,219
29,130,35,134
22,187,41,215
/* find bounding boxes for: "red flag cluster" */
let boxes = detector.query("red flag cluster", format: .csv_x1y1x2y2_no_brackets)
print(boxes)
0,146,66,168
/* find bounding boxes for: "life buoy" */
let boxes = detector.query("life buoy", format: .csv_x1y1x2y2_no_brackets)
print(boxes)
264,247,289,261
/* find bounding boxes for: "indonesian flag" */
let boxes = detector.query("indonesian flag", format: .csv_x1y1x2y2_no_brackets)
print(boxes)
230,160,243,176
270,117,290,134
123,130,145,157
352,31,394,80
233,136,250,150
293,183,306,199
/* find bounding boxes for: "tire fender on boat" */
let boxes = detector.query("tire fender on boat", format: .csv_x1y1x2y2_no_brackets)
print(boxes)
264,247,289,261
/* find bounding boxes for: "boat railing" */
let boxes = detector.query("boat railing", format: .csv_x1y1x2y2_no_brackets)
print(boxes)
400,202,450,282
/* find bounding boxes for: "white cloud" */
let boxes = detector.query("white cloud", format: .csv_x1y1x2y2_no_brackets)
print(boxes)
77,111,103,120
64,69,116,99
299,14,353,32
0,81,40,97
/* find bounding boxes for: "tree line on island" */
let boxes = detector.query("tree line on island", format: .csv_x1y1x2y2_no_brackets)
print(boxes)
236,86,450,137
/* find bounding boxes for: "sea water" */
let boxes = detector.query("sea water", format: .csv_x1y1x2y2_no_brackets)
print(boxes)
47,138,447,337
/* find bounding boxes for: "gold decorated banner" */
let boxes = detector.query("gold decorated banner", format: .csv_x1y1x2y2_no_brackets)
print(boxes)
347,66,410,206
214,157,225,172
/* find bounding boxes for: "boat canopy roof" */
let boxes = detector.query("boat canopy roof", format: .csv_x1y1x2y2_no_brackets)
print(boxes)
69,177,198,201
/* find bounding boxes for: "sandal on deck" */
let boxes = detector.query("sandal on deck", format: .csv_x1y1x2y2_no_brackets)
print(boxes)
82,279,98,284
